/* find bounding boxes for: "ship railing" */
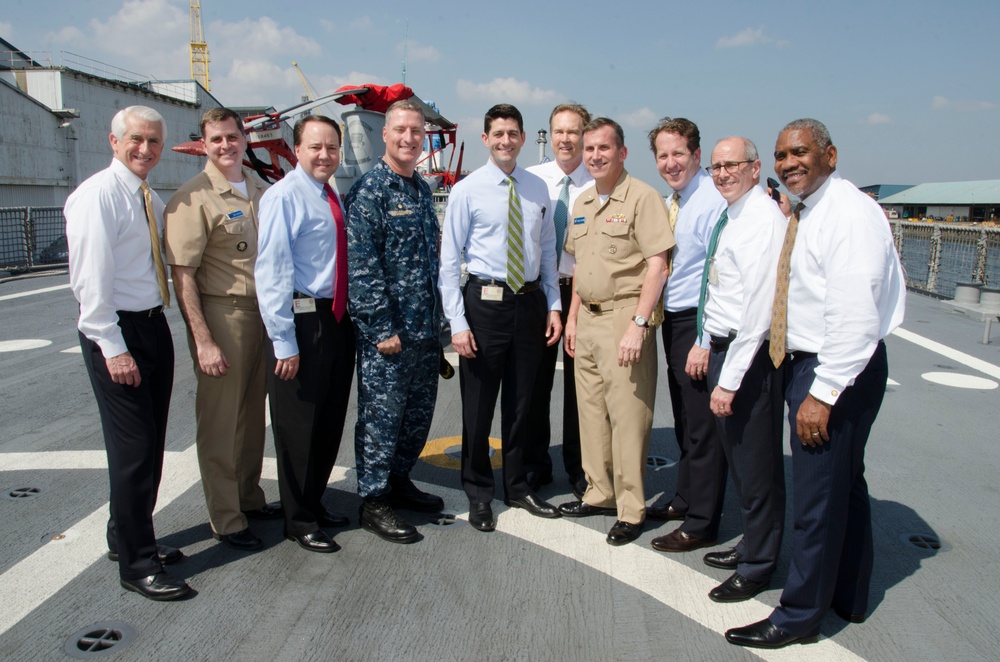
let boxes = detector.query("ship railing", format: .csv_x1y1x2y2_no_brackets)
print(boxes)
1,207,68,274
893,220,998,298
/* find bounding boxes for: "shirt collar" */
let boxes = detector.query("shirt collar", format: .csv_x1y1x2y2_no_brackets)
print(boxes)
486,159,523,185
109,158,144,194
800,171,840,211
728,184,757,217
292,163,329,196
673,168,708,203
204,160,253,196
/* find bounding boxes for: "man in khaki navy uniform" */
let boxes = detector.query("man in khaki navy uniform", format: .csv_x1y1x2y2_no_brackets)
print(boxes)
165,107,278,552
559,117,674,546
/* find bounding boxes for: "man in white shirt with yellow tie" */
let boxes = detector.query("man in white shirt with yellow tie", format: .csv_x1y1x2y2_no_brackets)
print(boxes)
726,118,905,649
66,105,190,601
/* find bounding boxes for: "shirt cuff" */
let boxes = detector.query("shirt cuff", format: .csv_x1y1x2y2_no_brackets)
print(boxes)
809,374,843,405
96,336,128,360
448,316,470,334
272,338,299,360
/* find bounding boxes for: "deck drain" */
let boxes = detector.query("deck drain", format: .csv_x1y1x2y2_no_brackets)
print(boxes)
64,622,136,659
646,455,676,469
429,511,459,527
6,486,41,500
901,532,942,552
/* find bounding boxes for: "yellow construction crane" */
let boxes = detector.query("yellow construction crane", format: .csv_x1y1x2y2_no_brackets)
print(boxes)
190,0,210,91
292,61,319,101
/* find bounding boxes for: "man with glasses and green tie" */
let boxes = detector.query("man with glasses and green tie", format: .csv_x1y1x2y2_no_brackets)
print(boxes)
698,137,787,604
439,103,564,533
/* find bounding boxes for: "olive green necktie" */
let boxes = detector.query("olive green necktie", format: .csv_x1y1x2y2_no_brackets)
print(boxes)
768,203,805,367
506,176,525,292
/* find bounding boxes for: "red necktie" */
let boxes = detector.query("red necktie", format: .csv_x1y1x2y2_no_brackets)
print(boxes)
323,183,348,322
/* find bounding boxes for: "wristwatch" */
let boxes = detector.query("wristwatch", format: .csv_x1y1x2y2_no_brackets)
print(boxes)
632,315,649,328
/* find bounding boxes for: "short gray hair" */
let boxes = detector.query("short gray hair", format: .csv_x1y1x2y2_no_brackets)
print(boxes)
111,106,167,142
780,118,832,151
716,136,759,161
385,99,425,124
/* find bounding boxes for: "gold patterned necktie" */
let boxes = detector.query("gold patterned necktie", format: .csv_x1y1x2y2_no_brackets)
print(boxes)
506,176,525,292
667,191,680,273
140,181,170,307
768,202,805,367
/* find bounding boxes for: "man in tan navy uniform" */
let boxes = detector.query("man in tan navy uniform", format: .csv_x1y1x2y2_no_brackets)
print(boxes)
165,107,278,552
558,117,674,546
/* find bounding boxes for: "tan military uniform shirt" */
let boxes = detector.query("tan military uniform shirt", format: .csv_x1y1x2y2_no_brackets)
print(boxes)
566,169,675,302
164,162,267,297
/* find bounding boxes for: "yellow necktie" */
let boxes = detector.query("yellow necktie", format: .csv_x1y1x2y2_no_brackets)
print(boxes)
140,181,170,307
768,203,804,367
667,191,680,275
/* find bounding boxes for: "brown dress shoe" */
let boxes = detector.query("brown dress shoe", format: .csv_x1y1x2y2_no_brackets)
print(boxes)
646,504,685,521
650,528,716,552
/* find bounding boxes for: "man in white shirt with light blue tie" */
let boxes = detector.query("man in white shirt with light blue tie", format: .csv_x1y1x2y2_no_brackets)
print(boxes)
525,103,594,499
439,103,563,532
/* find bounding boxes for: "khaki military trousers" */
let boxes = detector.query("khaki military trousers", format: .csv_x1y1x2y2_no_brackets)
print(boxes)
574,302,657,524
190,295,269,535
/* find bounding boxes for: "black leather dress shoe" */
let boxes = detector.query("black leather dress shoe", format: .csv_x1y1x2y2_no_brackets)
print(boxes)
651,528,716,553
468,502,495,532
505,493,561,518
525,470,553,492
316,509,350,528
558,500,616,518
108,544,183,565
214,528,263,551
287,530,340,553
725,619,818,649
243,503,283,520
646,503,685,521
607,520,642,546
709,572,769,603
833,606,867,623
704,547,741,570
387,474,445,513
360,497,419,544
120,572,191,601
570,475,588,500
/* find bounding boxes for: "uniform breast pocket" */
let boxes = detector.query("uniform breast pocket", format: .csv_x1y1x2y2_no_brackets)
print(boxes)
221,219,252,256
600,221,632,260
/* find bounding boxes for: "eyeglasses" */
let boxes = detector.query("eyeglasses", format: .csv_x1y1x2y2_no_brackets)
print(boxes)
706,160,752,175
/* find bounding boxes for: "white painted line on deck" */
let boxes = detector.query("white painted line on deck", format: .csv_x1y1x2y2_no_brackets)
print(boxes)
0,339,52,352
0,284,71,302
892,327,1000,380
61,346,82,354
921,372,998,389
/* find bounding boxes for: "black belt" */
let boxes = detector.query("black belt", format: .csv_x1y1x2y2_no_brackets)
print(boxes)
117,306,163,317
558,277,573,286
467,275,540,295
709,331,737,352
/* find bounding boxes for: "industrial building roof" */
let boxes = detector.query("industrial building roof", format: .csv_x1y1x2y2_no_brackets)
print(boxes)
879,180,1000,205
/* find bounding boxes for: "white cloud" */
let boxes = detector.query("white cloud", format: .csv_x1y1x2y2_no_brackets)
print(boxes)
456,77,559,105
397,40,441,63
931,95,996,112
865,113,892,125
716,26,785,49
209,16,320,60
619,107,657,129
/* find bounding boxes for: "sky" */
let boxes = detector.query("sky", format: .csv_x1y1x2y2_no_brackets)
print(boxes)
3,0,998,190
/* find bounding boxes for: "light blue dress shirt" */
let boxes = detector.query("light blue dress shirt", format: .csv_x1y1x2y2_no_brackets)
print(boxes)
439,160,561,334
664,168,727,312
255,164,345,359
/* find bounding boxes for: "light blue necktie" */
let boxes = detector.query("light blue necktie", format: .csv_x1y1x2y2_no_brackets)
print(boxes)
696,209,729,341
554,175,571,268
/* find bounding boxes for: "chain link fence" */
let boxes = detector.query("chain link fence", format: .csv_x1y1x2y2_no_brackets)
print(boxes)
0,207,68,273
894,220,998,298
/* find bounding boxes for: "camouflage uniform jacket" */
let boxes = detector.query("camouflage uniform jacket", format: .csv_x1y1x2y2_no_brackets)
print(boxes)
345,159,442,345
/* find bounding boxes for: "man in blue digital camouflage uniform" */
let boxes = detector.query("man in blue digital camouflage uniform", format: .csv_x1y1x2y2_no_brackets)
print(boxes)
345,98,445,544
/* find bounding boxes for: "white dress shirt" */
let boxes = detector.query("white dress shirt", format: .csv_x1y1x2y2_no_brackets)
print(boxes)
703,185,787,390
65,158,166,358
787,171,906,404
439,160,560,334
526,159,594,278
664,168,728,312
255,165,345,359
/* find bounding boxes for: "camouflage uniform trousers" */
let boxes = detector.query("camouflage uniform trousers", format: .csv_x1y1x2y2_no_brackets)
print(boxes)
354,336,440,498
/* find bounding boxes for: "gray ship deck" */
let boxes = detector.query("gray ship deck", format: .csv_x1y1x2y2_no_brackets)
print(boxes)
1,272,999,661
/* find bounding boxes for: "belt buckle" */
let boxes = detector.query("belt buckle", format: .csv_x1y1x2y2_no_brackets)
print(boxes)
587,301,601,313
148,306,161,317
